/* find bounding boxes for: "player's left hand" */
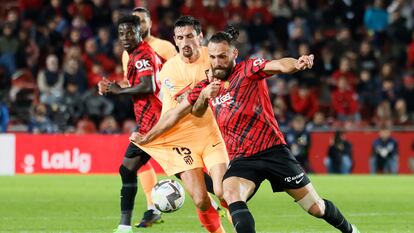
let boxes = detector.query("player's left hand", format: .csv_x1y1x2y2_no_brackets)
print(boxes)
296,54,314,70
108,82,122,94
129,132,149,145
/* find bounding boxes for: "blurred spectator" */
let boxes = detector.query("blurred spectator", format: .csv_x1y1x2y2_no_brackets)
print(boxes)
306,112,329,131
400,75,414,116
357,69,379,120
82,38,116,75
272,96,292,132
380,79,398,106
76,117,97,134
331,77,360,122
37,54,64,104
0,98,9,132
374,100,393,128
0,23,19,76
364,0,389,33
96,27,113,57
71,15,93,41
285,115,312,173
200,0,226,30
67,0,93,22
358,40,378,75
90,0,112,32
331,57,358,88
371,128,399,174
122,119,137,134
63,58,88,93
290,82,319,119
28,103,57,133
81,87,113,125
270,0,291,48
99,116,120,134
61,83,84,127
393,99,411,126
325,131,353,174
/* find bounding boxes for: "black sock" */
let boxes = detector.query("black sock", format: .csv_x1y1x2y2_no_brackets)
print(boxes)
322,199,353,233
228,201,255,233
203,172,215,194
119,165,137,225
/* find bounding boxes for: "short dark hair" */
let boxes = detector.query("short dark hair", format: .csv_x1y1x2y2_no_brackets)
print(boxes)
174,16,202,35
132,7,151,18
117,15,140,28
208,26,239,46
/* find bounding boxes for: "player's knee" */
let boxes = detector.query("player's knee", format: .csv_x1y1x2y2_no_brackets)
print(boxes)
297,192,325,217
223,188,241,204
213,186,224,200
119,165,137,184
191,192,210,211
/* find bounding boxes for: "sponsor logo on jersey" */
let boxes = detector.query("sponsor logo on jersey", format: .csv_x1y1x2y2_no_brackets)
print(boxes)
211,92,234,107
135,59,153,72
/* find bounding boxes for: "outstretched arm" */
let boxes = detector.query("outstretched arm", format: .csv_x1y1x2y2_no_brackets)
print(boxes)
191,80,221,117
263,54,314,75
130,99,193,145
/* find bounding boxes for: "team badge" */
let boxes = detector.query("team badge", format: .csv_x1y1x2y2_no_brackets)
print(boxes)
224,81,230,89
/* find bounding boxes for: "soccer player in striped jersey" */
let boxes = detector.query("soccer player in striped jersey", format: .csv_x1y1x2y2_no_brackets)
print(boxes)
121,7,177,228
98,15,162,233
131,27,360,233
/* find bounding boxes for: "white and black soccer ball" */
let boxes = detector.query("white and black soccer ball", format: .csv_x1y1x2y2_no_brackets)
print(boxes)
151,179,185,213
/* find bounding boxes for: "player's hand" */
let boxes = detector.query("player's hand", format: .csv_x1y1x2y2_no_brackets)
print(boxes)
202,81,221,99
107,82,122,94
129,132,149,145
97,77,111,95
296,54,314,70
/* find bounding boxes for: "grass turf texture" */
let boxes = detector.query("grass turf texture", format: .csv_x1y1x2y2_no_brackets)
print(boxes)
0,175,413,233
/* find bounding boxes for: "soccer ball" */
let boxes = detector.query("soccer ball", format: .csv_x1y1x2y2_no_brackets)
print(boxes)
151,179,185,213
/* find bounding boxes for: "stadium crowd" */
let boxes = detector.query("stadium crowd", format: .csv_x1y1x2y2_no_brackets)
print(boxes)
0,0,413,134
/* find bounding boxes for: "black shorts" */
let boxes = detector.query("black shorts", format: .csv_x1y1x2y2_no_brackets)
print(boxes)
124,142,151,163
223,145,310,199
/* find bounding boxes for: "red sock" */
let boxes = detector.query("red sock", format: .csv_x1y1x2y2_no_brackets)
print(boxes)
196,205,221,232
220,199,228,209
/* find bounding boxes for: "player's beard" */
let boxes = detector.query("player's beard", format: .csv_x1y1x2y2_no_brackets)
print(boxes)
213,63,234,81
141,29,149,39
182,46,193,58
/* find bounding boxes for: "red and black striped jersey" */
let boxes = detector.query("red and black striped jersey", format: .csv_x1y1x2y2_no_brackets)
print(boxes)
188,58,286,160
127,41,162,134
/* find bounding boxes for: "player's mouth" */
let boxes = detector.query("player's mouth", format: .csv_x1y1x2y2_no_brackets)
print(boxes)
182,46,191,52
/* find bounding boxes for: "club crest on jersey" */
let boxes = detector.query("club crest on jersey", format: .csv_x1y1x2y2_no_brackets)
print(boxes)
212,92,233,107
164,78,175,91
135,59,153,72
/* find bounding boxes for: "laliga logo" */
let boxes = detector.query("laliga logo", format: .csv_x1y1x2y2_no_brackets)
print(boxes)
22,148,92,173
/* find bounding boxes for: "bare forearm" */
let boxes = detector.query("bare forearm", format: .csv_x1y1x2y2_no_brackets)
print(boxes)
191,93,209,117
118,84,153,95
264,58,299,75
144,102,192,143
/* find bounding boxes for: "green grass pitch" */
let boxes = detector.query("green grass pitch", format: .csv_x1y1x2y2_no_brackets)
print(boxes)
0,175,413,233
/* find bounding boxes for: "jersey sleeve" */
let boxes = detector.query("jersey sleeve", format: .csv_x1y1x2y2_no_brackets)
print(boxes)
131,52,156,86
243,58,272,80
187,79,210,105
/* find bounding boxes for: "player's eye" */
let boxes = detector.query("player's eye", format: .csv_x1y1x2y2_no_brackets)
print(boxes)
177,36,183,40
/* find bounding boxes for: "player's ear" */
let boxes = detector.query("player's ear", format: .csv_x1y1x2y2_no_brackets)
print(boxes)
199,32,204,45
233,47,238,60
